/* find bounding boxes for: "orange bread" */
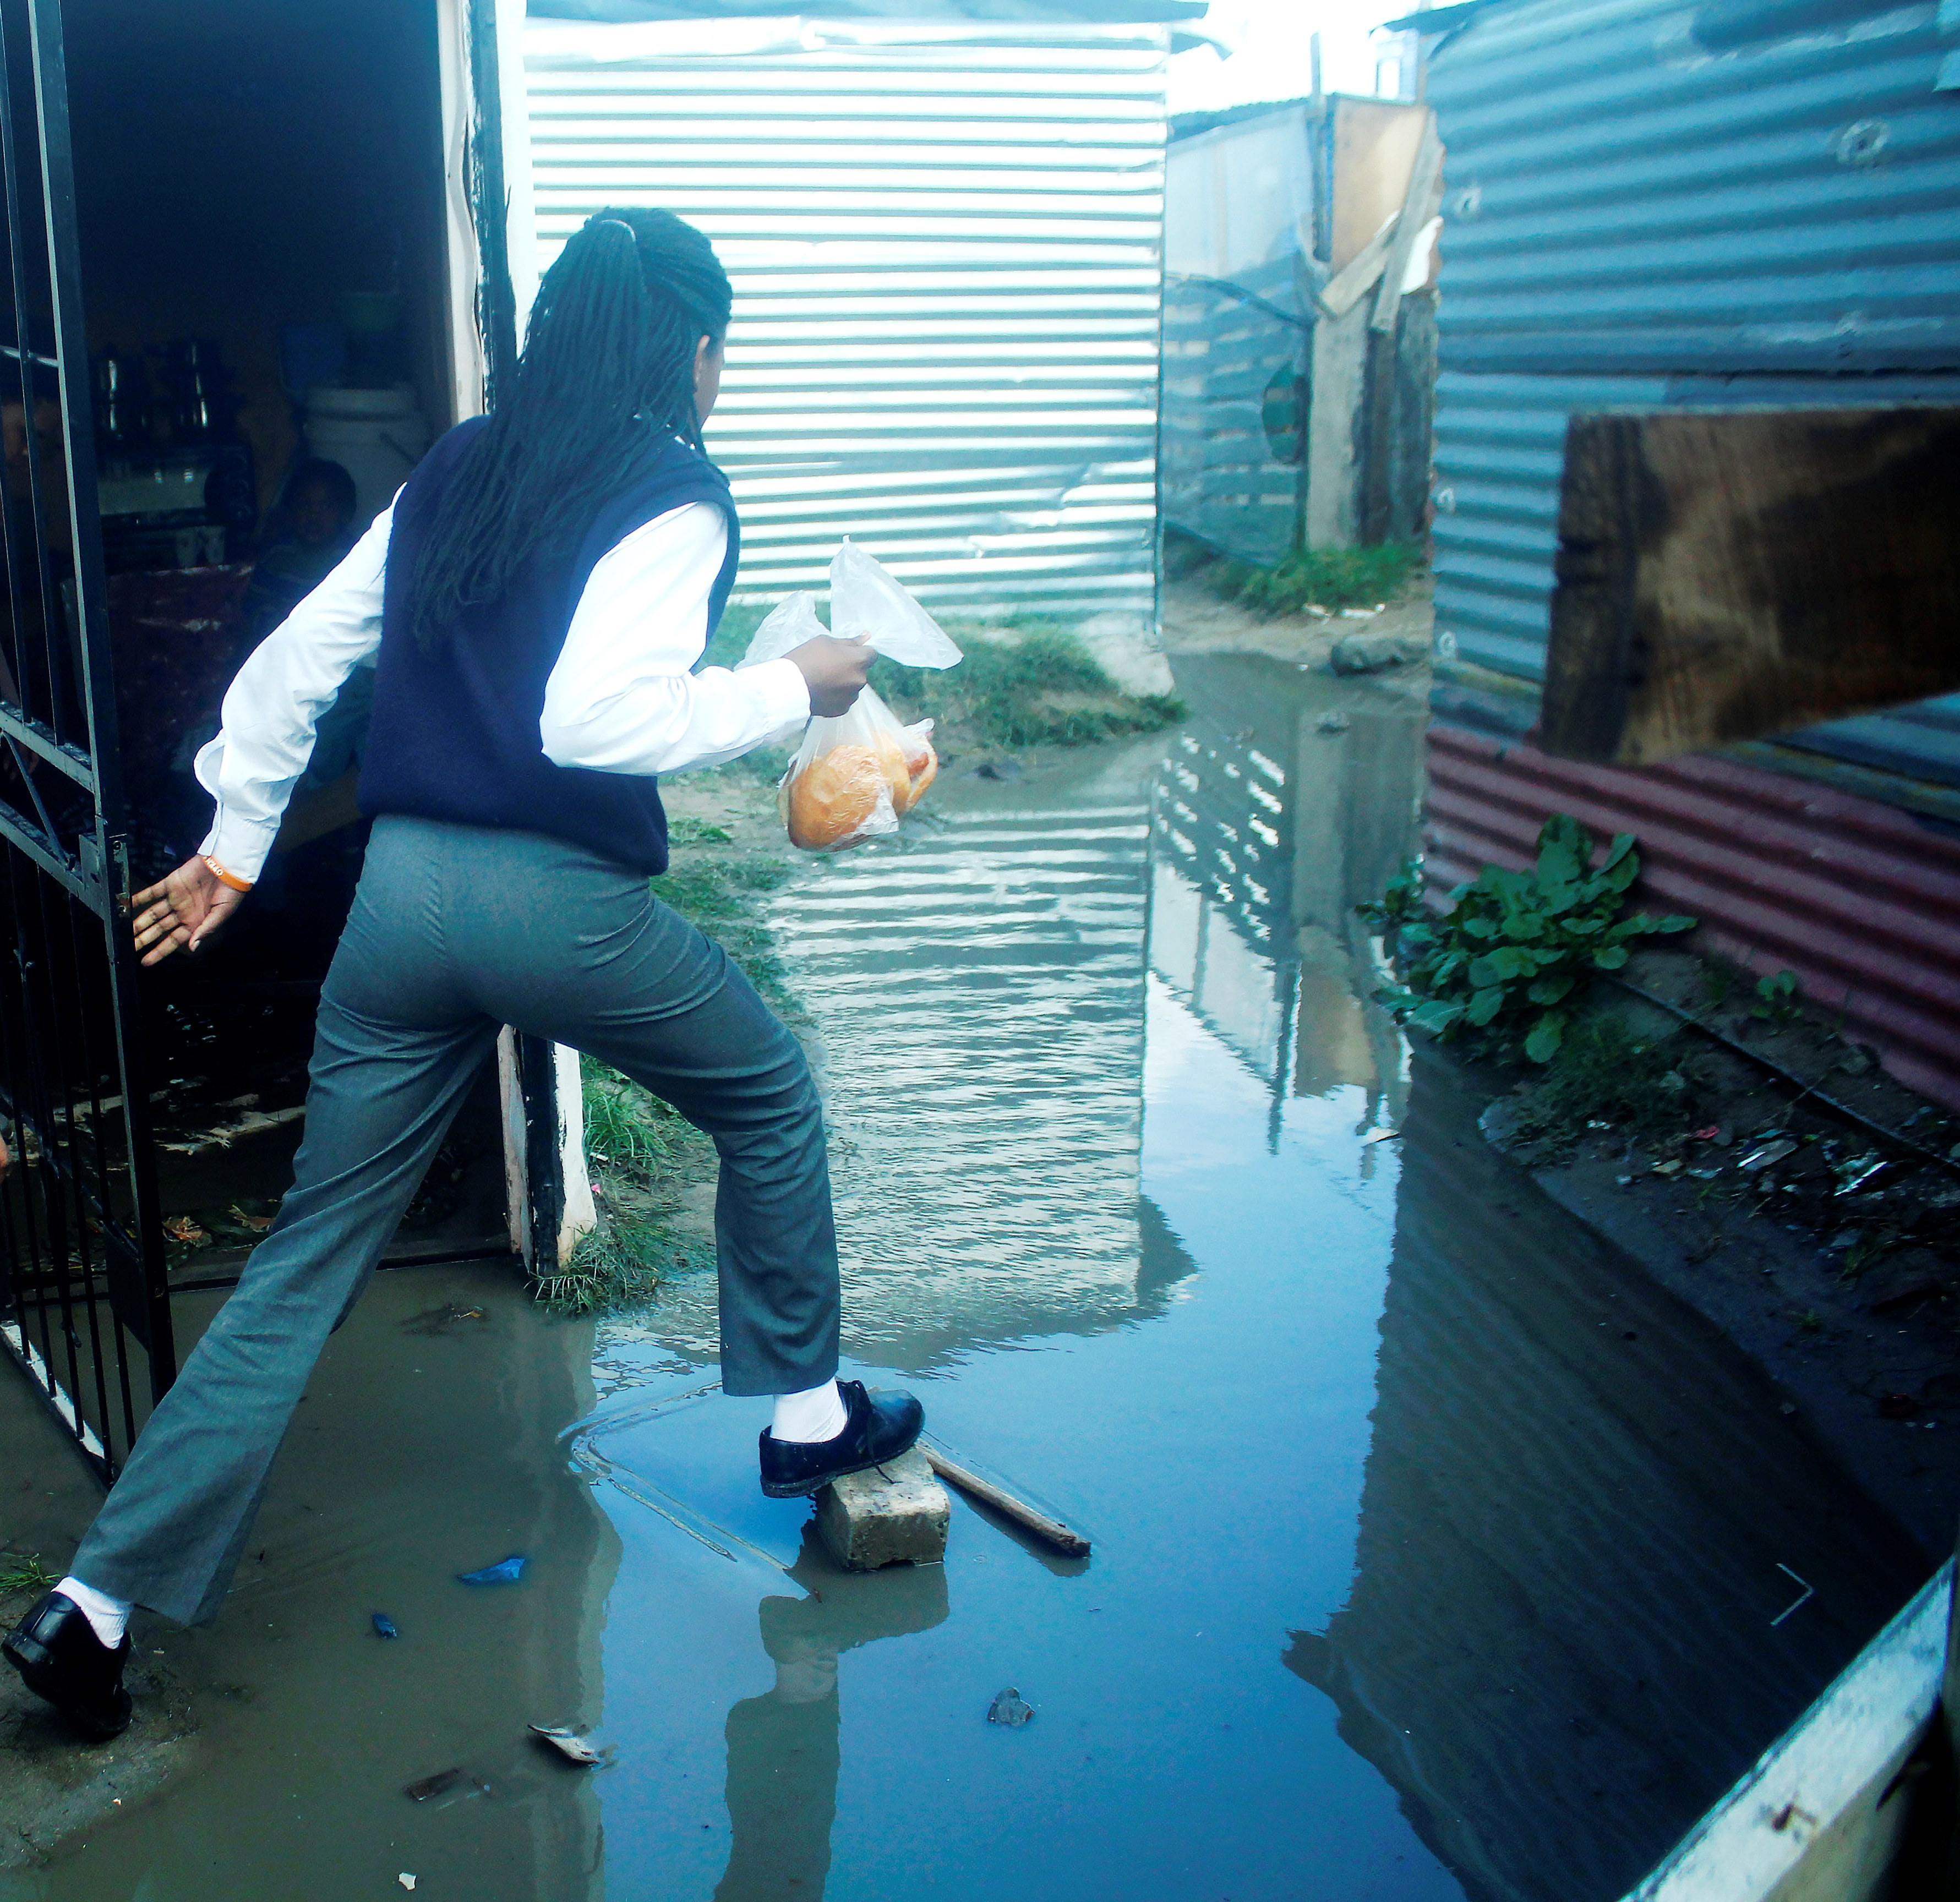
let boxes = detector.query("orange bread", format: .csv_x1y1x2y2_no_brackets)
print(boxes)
786,744,888,850
895,740,938,812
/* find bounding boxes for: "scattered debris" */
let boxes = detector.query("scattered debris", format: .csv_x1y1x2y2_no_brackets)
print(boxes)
1833,1154,1888,1196
1360,1127,1401,1146
372,1613,399,1639
1651,1159,1683,1178
1315,710,1350,734
403,1769,466,1803
973,759,1023,783
987,1687,1034,1728
162,1215,211,1247
398,1876,417,1891
403,1304,488,1336
530,1724,604,1765
228,1202,274,1232
456,1554,526,1586
159,1104,305,1156
1770,1564,1814,1628
1737,1138,1797,1173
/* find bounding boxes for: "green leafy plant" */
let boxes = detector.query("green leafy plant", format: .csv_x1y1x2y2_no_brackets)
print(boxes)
1751,969,1801,1024
1357,814,1696,1062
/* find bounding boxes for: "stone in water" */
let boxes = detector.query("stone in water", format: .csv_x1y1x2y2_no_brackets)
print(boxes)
815,1447,949,1571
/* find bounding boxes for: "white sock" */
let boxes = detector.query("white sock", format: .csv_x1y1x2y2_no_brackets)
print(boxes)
56,1576,131,1648
770,1380,848,1445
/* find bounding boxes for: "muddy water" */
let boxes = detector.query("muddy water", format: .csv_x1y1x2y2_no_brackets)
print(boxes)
14,655,1931,1902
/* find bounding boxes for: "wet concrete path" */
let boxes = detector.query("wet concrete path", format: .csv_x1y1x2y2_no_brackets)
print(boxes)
8,655,1931,1902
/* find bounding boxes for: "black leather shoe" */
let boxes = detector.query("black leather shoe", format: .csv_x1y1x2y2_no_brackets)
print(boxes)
3,1591,133,1740
758,1380,925,1498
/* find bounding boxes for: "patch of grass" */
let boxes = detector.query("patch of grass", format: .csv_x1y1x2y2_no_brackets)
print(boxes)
1503,1016,1704,1158
700,599,1182,753
1207,542,1424,619
534,1061,719,1315
0,1549,57,1595
534,1215,674,1316
873,624,1183,751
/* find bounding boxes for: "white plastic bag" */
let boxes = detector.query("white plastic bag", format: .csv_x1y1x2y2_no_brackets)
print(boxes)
779,686,937,852
738,539,964,671
743,540,954,851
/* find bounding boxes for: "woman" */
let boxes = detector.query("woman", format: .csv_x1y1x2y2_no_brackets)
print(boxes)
4,208,922,1740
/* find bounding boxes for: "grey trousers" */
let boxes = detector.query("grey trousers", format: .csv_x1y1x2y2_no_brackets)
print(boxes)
75,816,840,1625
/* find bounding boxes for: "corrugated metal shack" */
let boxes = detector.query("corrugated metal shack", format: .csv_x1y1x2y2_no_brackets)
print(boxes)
1161,92,1441,564
1421,0,1960,1108
515,0,1199,632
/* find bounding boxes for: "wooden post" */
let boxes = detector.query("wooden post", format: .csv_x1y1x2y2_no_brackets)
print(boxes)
1542,407,1960,764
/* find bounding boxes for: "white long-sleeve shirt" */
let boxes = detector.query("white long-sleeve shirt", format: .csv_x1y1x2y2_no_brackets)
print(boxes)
196,498,809,883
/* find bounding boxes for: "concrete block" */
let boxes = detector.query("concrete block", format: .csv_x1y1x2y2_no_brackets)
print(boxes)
815,1449,949,1570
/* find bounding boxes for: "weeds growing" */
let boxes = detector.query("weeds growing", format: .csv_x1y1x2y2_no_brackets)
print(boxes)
1169,531,1423,618
0,1549,57,1596
533,1060,720,1316
873,624,1183,750
1502,1017,1704,1158
1358,814,1696,1062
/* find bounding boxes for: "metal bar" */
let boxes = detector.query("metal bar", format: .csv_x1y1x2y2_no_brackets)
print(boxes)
0,789,93,909
0,9,47,740
28,0,172,1402
0,697,90,786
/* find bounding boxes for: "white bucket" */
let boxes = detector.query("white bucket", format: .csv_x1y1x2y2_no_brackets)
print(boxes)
303,385,432,525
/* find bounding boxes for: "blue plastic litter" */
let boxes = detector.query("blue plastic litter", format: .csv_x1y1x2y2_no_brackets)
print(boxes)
456,1554,527,1587
372,1613,400,1639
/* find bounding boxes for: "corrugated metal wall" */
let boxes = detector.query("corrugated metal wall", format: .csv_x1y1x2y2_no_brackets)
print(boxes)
522,17,1167,624
1426,0,1960,788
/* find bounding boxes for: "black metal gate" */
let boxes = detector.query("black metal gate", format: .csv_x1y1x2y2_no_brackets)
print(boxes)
0,0,172,1480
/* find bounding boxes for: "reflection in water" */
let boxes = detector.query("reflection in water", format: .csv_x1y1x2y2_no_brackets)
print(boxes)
1287,1053,1930,1902
1149,655,1422,1139
716,1532,949,1901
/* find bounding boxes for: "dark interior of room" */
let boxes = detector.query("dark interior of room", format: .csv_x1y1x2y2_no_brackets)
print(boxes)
50,0,507,1271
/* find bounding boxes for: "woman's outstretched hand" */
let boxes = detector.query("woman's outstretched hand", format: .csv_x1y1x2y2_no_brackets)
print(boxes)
788,633,873,718
130,856,247,966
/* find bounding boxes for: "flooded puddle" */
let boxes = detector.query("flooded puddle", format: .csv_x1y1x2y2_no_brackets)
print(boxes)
12,656,1929,1902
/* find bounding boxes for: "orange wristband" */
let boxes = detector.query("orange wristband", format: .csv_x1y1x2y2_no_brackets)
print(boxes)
202,854,253,893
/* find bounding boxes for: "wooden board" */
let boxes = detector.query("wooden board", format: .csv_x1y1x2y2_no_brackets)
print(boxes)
1541,408,1960,764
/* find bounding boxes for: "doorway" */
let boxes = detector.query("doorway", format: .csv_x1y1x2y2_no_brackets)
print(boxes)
0,0,525,1480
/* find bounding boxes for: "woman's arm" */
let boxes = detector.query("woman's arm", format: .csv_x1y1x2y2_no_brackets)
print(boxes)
540,502,816,775
132,502,392,965
195,501,395,883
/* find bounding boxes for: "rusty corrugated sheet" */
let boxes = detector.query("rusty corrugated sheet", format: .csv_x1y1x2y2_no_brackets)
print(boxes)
1423,721,1960,1112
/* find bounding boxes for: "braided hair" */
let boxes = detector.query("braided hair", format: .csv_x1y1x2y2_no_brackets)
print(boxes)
401,206,732,652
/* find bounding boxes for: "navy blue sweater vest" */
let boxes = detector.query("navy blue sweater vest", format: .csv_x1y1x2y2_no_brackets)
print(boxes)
359,417,740,876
